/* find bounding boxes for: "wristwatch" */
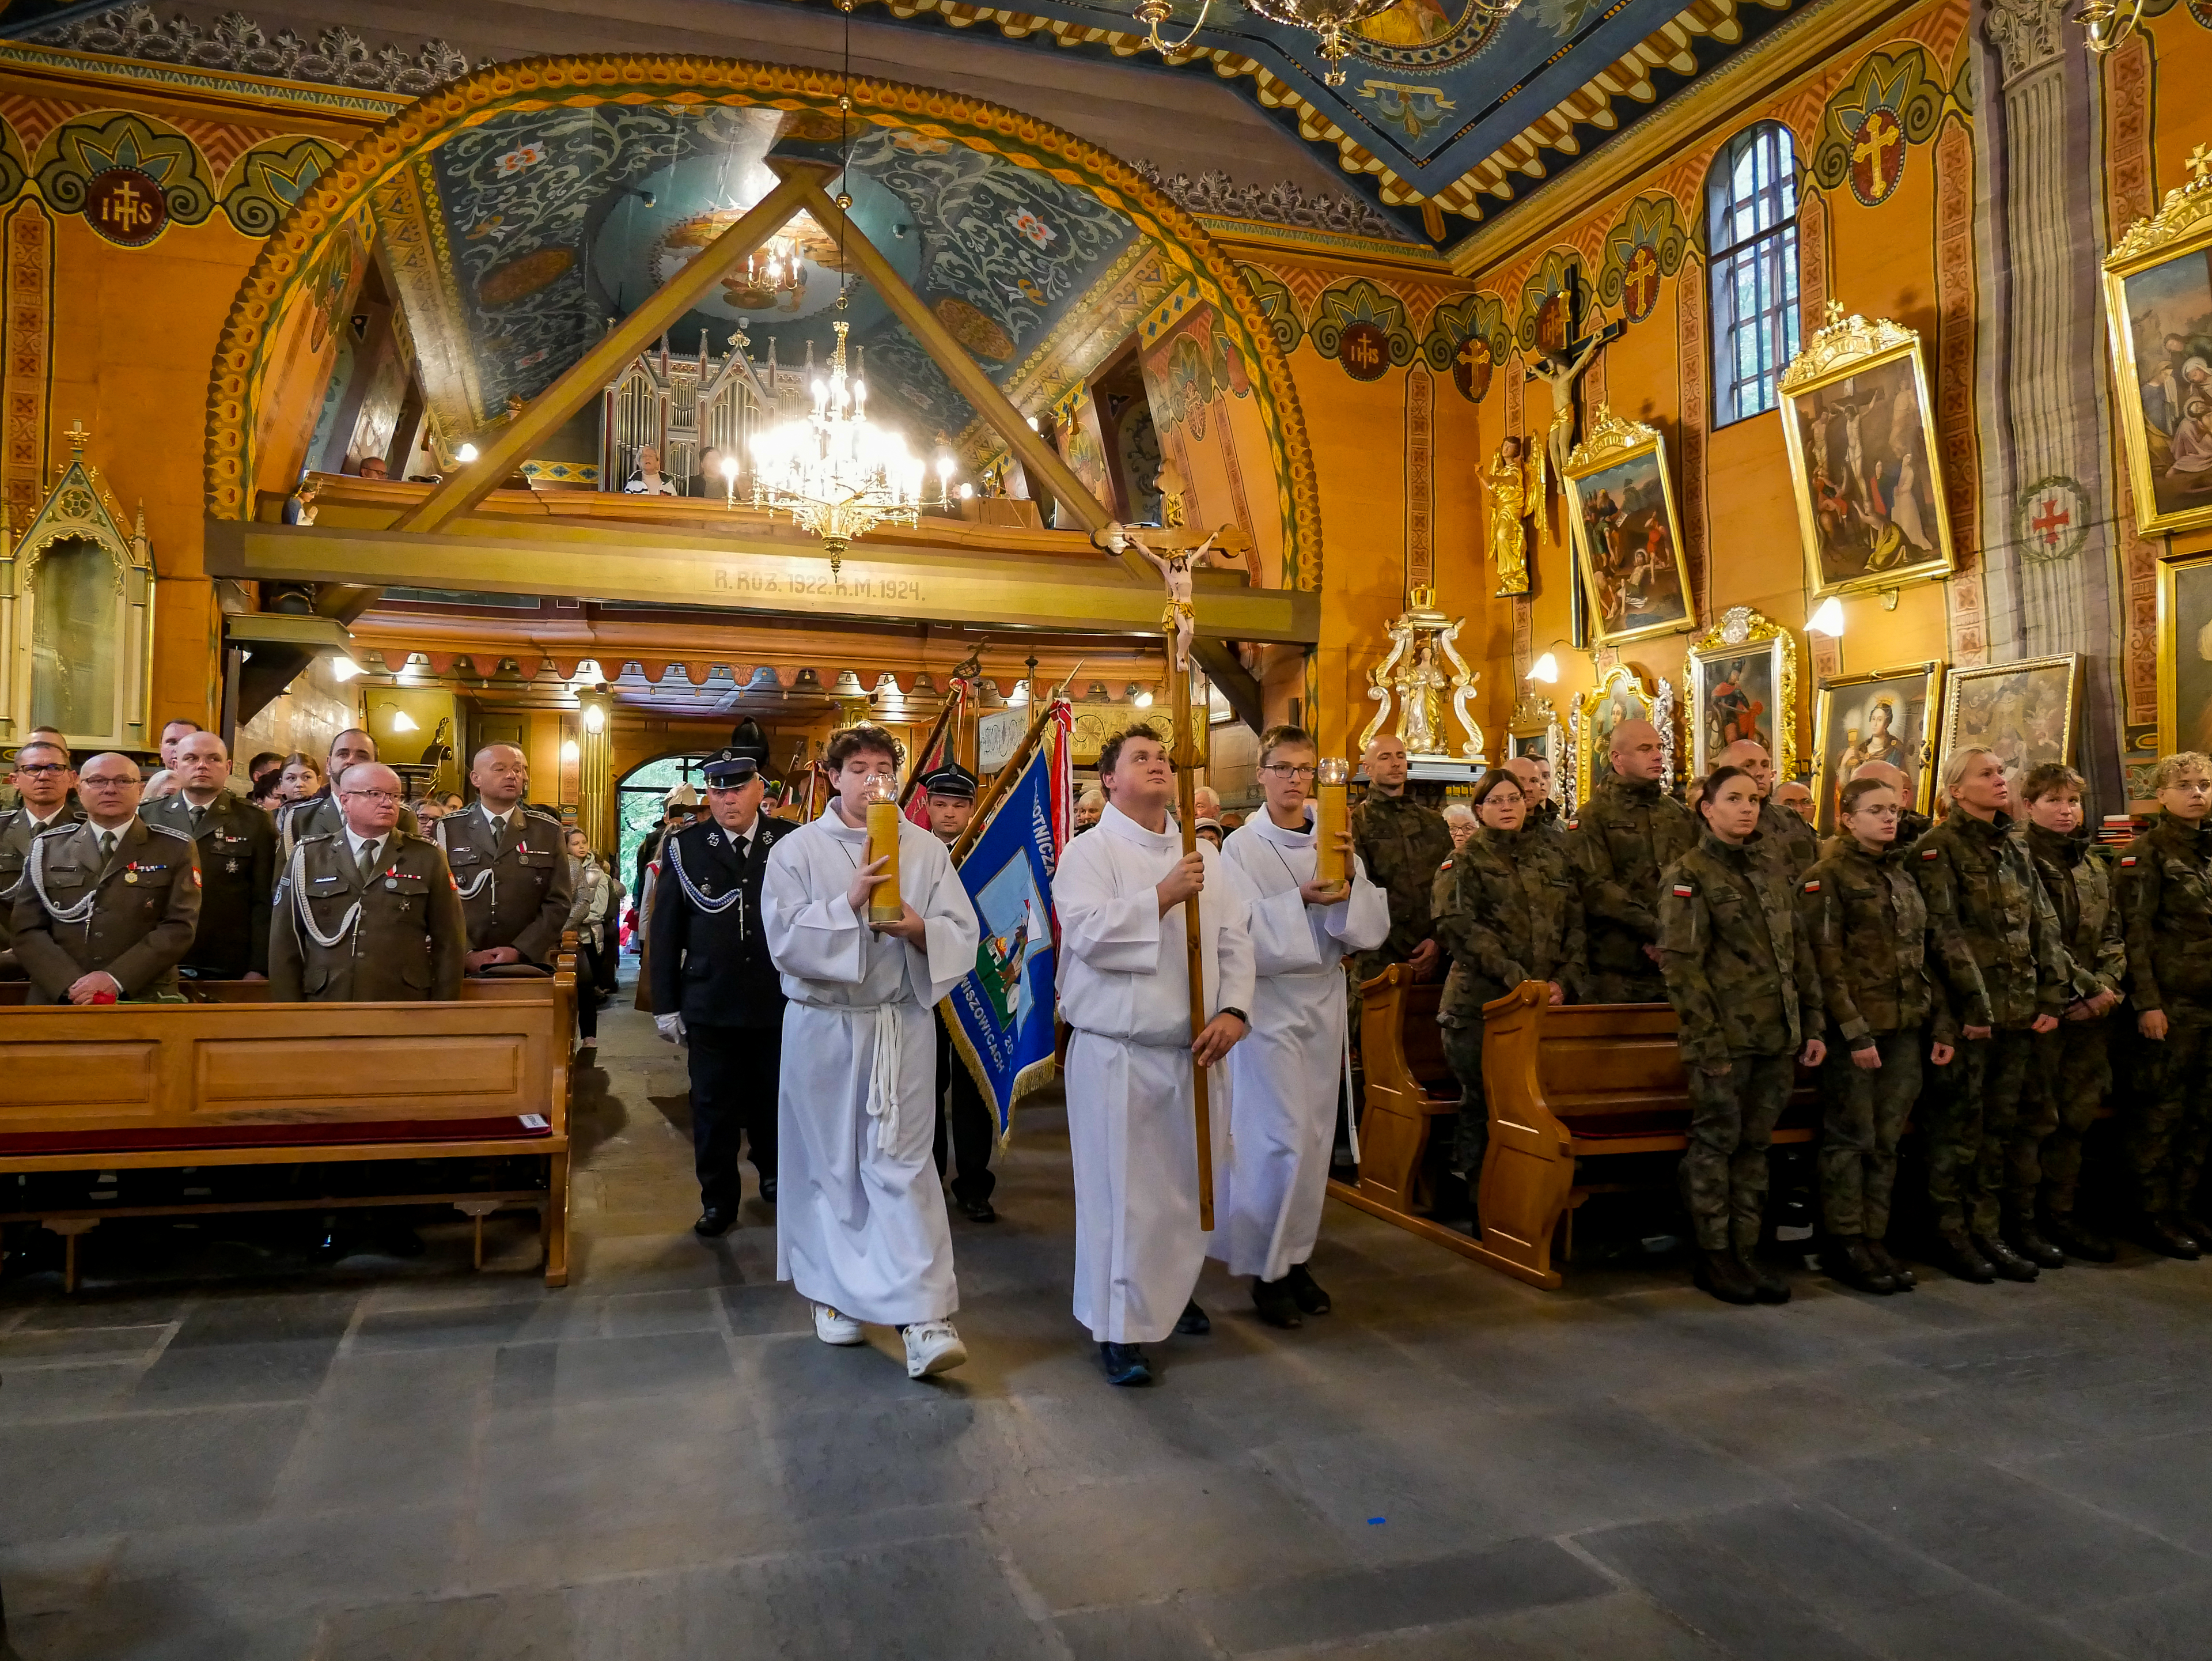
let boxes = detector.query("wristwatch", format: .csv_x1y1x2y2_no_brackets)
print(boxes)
1219,1006,1249,1025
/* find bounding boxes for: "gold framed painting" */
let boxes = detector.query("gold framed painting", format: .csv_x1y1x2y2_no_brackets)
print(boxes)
1561,405,1696,648
1571,664,1655,806
2102,165,2212,540
1508,693,1565,805
1778,307,1956,598
2156,550,2212,756
1809,660,1942,836
1938,654,2082,791
1684,606,1799,782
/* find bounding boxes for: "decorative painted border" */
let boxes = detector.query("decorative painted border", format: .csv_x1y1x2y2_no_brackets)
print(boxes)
199,54,1324,592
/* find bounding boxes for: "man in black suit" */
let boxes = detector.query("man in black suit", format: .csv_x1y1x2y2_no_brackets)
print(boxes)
650,722,792,1236
142,730,276,980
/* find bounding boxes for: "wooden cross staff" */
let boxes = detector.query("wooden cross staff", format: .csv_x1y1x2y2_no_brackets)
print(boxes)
1169,627,1215,1232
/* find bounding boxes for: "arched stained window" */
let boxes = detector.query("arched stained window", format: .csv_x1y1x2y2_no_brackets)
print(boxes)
1707,122,1802,426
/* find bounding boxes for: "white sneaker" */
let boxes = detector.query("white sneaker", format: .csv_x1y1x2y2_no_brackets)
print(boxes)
812,1303,863,1346
900,1318,968,1378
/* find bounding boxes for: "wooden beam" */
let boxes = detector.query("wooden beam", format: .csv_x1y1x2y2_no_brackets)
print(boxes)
396,159,835,536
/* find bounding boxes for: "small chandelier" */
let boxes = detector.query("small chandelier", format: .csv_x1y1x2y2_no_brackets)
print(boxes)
744,229,805,297
750,321,949,573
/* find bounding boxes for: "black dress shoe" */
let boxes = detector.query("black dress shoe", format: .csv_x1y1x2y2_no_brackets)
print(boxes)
1694,1248,1758,1305
959,1196,998,1224
1175,1299,1211,1336
1285,1262,1332,1315
693,1206,737,1238
1934,1229,1997,1284
2143,1214,2204,1259
1252,1277,1303,1328
2005,1220,2066,1270
1737,1249,1791,1303
1828,1238,1897,1295
1100,1342,1153,1386
1865,1239,1916,1288
2043,1215,2116,1262
1974,1234,2039,1282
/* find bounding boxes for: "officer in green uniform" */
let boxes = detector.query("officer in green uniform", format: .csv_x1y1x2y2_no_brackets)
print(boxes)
276,729,418,856
1658,764,1825,1306
1566,717,1693,1003
435,742,574,971
11,753,200,1005
2017,763,2125,1262
1351,733,1452,984
1797,775,1976,1294
1911,744,2065,1283
269,762,467,1001
0,739,81,967
2116,751,2212,1259
1716,739,1820,880
1431,767,1582,1187
141,729,276,981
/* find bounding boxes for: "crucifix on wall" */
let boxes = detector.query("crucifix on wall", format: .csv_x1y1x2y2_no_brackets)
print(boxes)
1524,301,1624,493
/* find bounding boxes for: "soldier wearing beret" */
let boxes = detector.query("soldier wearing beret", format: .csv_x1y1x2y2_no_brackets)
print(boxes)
1,739,82,970
921,760,998,1223
142,730,275,981
269,762,467,1001
12,753,200,1004
650,724,793,1236
436,743,573,972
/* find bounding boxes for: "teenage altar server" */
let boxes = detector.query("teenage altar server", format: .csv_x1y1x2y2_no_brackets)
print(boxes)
1054,722,1256,1387
762,724,982,1380
1217,725,1388,1326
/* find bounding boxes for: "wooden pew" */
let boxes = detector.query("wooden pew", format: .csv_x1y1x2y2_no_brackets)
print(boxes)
0,967,574,1291
1327,975,1815,1289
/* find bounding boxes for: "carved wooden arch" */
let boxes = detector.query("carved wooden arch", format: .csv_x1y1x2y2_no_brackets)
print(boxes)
202,55,1324,590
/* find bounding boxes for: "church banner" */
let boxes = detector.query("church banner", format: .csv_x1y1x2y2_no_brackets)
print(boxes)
945,702,1071,1141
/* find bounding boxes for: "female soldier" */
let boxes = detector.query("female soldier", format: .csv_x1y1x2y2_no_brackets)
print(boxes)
1796,777,1969,1293
1432,768,1583,1205
1658,766,1827,1304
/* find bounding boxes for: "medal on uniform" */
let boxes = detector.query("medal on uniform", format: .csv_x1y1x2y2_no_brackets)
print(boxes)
385,877,399,890
225,859,241,874
123,866,139,885
383,863,400,891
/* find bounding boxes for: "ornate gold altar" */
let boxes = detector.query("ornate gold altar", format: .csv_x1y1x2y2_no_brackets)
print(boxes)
1357,585,1484,766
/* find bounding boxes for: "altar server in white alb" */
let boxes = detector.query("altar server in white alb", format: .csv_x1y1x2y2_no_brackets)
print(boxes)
762,724,982,1379
1216,724,1389,1326
1053,722,1256,1388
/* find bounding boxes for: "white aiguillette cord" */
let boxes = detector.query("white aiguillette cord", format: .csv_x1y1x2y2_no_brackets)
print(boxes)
434,817,495,902
283,840,364,949
26,834,99,925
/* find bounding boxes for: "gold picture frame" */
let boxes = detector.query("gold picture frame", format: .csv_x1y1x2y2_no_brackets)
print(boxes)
1560,405,1696,648
1570,664,1655,807
1508,692,1565,806
1778,305,1956,599
2155,550,2212,757
2101,160,2212,540
1809,660,1942,837
1937,653,2083,790
1684,606,1799,782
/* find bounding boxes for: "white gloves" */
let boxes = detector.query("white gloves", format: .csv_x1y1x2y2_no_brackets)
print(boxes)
656,1012,687,1045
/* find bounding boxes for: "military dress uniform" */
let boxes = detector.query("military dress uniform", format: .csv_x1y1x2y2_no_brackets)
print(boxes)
1910,811,2065,1278
278,790,418,857
1568,773,1696,1003
921,762,998,1221
0,800,82,966
142,791,276,978
1349,791,1453,983
1657,828,1823,1299
2021,823,2124,1255
649,746,792,1227
2115,811,2212,1250
10,818,201,1003
1431,823,1584,1179
1798,836,1979,1285
436,801,574,967
267,830,466,1001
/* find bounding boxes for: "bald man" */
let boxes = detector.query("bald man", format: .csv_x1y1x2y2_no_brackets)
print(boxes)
1716,739,1819,879
279,728,417,855
1566,718,1694,1002
142,729,275,979
1853,759,1929,843
435,743,573,970
1352,734,1453,983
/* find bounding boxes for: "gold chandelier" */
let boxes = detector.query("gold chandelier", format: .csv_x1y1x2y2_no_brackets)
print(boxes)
744,229,805,297
749,321,948,573
1135,0,1523,86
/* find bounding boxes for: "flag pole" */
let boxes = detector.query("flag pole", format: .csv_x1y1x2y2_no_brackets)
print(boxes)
1171,638,1215,1233
948,699,1055,866
897,684,963,812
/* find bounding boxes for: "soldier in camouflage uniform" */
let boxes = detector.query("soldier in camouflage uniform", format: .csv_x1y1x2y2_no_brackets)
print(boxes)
1567,718,1694,1003
1658,765,1826,1305
1431,769,1583,1187
1351,733,1453,985
1798,776,1977,1295
1716,740,1820,881
1850,761,1930,844
2017,763,2126,1263
1503,756,1565,847
1911,745,2066,1284
2115,751,2212,1259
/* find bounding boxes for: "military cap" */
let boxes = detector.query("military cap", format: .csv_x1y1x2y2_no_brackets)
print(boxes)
920,761,978,801
700,746,762,787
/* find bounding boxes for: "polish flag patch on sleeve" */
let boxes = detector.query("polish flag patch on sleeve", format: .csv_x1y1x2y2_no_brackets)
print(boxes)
2120,855,2138,867
1801,879,1821,893
1921,848,1941,860
1672,882,1695,896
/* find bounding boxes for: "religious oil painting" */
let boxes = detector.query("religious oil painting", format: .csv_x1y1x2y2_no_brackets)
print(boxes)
1571,665,1653,805
1778,311,1954,598
1560,406,1695,648
1938,654,2082,790
1810,661,1942,836
2106,207,2212,538
1684,607,1800,783
2156,551,2212,758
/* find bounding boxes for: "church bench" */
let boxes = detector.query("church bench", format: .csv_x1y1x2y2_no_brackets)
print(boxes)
0,968,573,1291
